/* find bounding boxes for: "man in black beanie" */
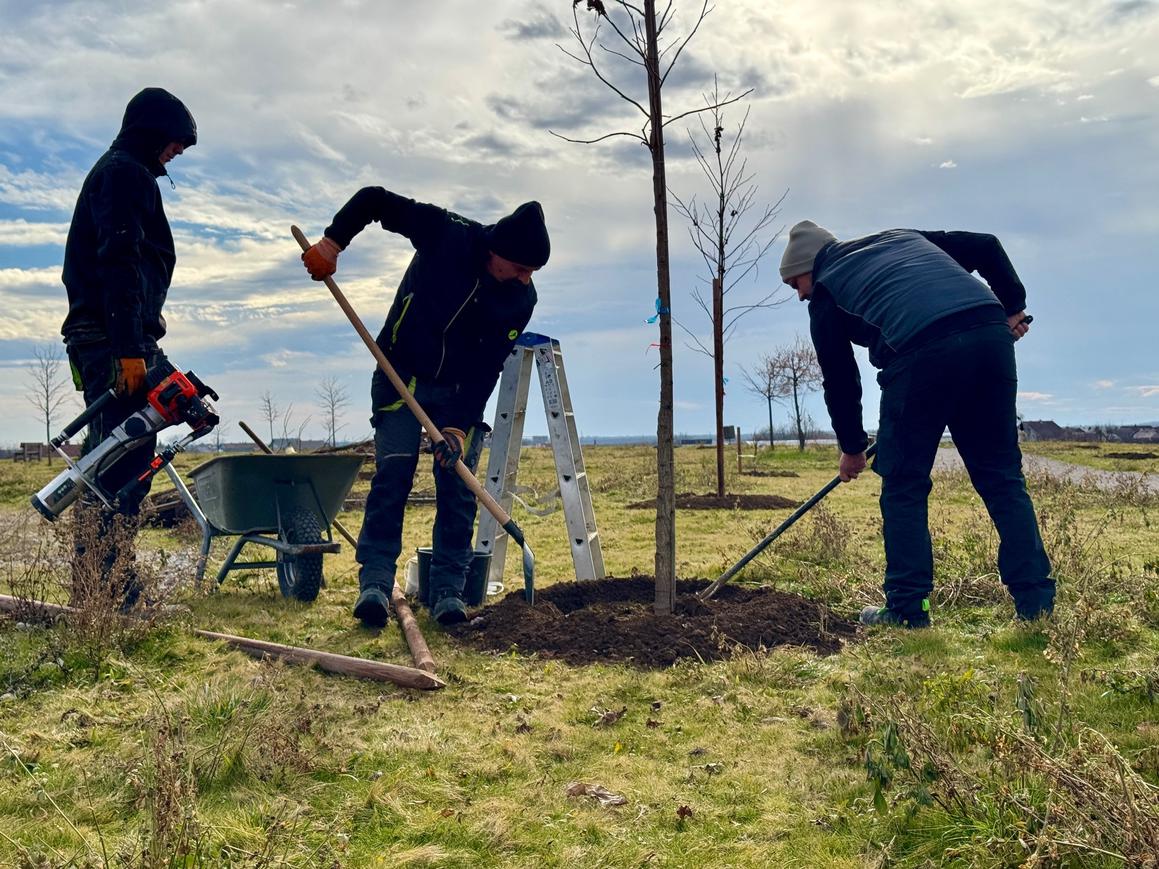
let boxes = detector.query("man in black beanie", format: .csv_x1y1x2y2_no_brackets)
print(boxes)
302,190,548,627
780,220,1053,628
61,87,197,609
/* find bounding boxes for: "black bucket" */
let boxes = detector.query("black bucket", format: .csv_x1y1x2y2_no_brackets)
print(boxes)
416,547,491,607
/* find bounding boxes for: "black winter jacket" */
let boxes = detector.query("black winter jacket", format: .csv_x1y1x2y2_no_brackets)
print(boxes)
808,229,1024,454
61,88,197,356
325,187,538,431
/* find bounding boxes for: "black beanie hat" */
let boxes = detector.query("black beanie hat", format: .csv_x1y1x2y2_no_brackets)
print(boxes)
486,201,550,269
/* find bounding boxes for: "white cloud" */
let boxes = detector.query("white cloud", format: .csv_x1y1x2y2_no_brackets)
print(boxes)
1136,385,1159,398
0,0,1157,442
1018,391,1054,402
0,219,68,246
1094,379,1115,390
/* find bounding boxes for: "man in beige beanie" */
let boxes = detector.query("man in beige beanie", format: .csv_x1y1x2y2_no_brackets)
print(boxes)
780,221,1052,629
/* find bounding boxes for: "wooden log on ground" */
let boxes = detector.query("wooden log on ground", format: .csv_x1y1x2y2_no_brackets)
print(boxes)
0,594,445,691
238,420,439,673
192,629,445,689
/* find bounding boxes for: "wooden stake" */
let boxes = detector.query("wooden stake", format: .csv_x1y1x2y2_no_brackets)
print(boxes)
238,420,438,673
0,594,445,690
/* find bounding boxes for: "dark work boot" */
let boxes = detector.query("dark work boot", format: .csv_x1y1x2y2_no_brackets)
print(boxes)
432,591,467,626
353,586,391,628
1013,585,1056,622
860,598,931,629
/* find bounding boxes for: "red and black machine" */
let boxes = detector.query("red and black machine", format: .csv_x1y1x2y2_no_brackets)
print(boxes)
31,361,219,522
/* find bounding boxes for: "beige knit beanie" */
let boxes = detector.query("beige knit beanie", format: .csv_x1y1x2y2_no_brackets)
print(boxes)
779,220,837,280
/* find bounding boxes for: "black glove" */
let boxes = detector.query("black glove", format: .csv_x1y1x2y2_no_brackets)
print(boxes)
432,427,465,469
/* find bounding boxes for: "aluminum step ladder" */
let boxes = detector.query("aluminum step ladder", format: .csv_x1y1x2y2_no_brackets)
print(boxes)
475,332,605,587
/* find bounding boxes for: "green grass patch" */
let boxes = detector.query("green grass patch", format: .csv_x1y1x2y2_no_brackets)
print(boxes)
0,444,1157,866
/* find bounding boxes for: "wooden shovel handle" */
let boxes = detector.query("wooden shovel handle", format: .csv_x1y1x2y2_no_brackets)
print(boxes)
291,226,513,529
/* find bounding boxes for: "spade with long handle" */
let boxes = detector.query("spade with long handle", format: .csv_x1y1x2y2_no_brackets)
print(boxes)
698,442,878,601
291,226,535,603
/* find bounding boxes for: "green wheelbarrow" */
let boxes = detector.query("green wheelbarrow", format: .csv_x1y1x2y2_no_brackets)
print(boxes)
164,454,364,602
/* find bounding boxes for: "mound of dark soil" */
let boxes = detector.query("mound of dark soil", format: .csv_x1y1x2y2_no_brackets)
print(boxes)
626,493,800,510
450,576,857,668
1104,451,1157,460
741,470,800,478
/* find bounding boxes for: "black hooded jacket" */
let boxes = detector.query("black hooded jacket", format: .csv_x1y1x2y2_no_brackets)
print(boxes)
61,88,197,356
325,187,538,430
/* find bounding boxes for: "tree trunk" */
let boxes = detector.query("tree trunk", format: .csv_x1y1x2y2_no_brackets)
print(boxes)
645,0,675,615
766,396,774,453
712,277,725,497
792,376,806,450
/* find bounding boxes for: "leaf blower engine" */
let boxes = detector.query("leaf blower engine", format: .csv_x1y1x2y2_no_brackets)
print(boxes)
32,361,219,522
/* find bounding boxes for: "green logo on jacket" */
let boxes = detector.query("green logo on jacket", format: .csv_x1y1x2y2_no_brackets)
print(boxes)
508,329,519,340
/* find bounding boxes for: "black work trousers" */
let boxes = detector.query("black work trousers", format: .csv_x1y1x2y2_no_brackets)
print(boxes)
66,343,160,602
356,380,485,600
872,323,1053,619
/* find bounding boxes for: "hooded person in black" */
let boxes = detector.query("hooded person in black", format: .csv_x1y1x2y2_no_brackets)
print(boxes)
302,192,549,628
60,87,197,608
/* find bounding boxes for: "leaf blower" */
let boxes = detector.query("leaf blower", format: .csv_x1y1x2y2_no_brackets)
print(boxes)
31,360,219,521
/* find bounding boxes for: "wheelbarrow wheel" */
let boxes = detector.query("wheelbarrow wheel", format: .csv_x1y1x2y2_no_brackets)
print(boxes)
276,506,324,603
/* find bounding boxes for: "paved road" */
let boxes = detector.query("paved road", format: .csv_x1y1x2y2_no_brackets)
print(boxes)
933,447,1159,495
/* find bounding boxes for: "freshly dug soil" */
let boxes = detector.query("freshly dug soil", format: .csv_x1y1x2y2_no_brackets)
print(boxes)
627,492,800,510
450,576,857,667
741,470,800,478
1104,451,1157,460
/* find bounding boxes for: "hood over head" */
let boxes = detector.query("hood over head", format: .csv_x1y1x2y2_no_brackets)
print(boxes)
112,87,197,175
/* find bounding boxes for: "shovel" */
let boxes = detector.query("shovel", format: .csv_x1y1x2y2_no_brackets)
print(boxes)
291,226,535,603
698,442,878,601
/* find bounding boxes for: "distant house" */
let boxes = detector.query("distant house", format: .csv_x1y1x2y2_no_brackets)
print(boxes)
14,442,81,461
1019,420,1067,441
1133,427,1158,442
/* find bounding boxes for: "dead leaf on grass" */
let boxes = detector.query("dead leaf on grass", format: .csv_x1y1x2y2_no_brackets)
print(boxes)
645,718,661,729
592,705,628,727
565,781,628,807
676,805,694,820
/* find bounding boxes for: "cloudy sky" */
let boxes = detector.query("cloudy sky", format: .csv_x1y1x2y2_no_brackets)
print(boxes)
2,0,1157,446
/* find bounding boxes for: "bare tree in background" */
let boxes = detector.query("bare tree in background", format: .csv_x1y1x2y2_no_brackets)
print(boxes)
279,403,312,452
740,354,779,452
25,343,73,462
766,336,822,451
564,0,744,614
671,78,786,495
316,376,350,447
213,419,229,453
259,390,280,447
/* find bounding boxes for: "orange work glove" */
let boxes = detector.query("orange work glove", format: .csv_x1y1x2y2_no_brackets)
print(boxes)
432,426,466,469
114,358,148,397
302,236,341,281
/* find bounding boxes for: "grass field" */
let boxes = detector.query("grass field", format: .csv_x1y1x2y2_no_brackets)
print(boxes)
1,443,1157,867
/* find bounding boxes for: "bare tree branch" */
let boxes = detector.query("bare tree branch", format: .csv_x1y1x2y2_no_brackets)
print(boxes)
316,376,350,448
25,342,74,459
